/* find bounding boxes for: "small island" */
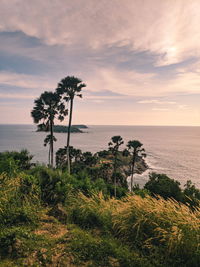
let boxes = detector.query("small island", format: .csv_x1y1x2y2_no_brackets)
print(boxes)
37,124,88,133
72,124,88,129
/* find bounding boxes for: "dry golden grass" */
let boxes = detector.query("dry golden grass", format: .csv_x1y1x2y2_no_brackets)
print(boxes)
72,192,200,259
113,194,200,258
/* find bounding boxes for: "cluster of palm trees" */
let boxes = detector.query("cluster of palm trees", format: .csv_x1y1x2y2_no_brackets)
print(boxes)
31,76,86,172
55,146,95,167
108,136,146,196
54,134,146,196
31,76,146,195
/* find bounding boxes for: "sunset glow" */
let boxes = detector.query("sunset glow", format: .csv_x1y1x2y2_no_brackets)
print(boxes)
0,0,200,125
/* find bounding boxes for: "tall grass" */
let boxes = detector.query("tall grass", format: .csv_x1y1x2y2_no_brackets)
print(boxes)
68,192,117,231
113,195,200,262
0,173,41,226
69,192,200,266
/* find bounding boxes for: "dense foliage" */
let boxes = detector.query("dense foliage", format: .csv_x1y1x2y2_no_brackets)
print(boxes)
0,150,200,266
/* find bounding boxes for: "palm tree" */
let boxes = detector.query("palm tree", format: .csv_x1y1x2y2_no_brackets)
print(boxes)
108,136,124,197
56,76,86,174
126,140,146,192
31,91,66,167
56,145,82,169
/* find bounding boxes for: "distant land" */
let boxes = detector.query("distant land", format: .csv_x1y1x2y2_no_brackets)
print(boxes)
37,124,88,133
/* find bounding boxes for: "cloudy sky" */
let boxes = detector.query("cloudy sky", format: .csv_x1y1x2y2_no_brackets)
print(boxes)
0,0,200,125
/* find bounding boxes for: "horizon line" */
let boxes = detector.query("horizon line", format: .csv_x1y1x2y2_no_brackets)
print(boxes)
0,123,200,127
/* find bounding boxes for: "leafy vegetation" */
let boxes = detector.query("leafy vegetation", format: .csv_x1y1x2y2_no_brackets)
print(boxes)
144,172,183,201
0,149,200,266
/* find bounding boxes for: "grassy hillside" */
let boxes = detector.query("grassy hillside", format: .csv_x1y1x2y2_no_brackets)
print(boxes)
0,174,200,266
0,151,200,266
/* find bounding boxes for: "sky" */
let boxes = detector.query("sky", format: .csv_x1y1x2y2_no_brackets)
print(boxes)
0,0,200,125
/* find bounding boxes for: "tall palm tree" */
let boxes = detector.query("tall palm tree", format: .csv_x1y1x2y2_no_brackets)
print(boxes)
108,135,124,197
126,140,146,192
56,76,86,174
31,91,66,167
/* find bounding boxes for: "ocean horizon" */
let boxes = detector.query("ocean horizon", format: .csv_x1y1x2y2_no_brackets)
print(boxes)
0,124,200,187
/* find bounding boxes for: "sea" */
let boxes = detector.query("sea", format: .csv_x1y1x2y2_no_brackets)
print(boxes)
0,124,200,188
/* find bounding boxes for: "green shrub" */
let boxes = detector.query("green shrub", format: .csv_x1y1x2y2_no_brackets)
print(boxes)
29,166,72,205
0,157,19,177
183,180,200,209
71,172,94,195
0,205,39,227
0,173,41,226
144,173,183,201
132,184,150,198
0,150,33,173
107,183,128,198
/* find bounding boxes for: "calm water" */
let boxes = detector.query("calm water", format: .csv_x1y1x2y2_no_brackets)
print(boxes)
0,124,200,187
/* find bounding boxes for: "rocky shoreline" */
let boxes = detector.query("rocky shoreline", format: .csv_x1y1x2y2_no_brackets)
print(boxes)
119,155,148,179
135,156,149,174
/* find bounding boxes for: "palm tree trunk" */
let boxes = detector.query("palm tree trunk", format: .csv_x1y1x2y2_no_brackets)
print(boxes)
50,119,54,167
48,146,50,166
130,164,133,192
67,98,74,174
114,156,117,197
131,151,136,192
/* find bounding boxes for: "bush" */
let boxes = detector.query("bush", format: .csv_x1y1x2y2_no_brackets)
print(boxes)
29,166,72,205
0,173,41,226
132,184,150,198
0,205,39,227
0,157,19,177
72,171,127,198
0,150,33,173
18,173,40,201
144,173,183,201
183,180,200,209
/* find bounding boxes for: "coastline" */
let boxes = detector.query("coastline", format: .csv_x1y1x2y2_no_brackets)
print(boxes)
1,124,200,187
